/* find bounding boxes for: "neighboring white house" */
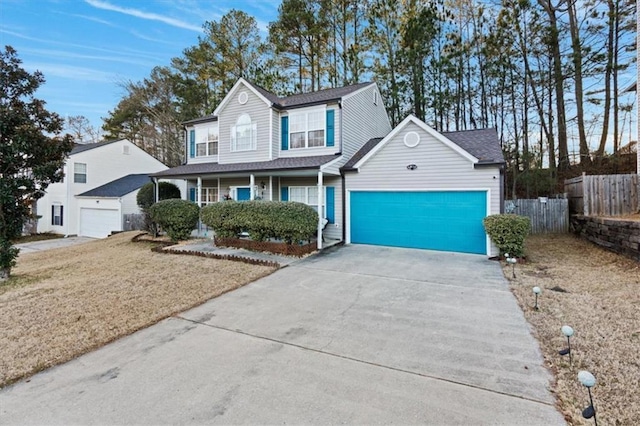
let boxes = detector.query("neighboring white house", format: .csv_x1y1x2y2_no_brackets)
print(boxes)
154,78,505,256
37,139,168,238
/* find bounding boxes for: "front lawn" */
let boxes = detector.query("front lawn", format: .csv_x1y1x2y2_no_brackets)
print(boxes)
0,232,276,387
508,234,640,425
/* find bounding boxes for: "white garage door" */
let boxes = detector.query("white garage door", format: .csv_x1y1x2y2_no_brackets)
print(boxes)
79,208,120,238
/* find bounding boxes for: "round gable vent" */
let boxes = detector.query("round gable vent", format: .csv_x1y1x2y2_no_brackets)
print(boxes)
404,131,420,148
238,91,248,105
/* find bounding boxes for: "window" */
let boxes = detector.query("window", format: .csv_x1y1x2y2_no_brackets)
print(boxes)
196,126,218,157
52,205,63,226
200,187,218,206
74,163,87,183
289,109,325,149
231,114,257,151
289,186,325,215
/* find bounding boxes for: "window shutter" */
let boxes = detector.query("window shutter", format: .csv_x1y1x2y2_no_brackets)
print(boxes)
189,130,195,158
60,206,63,226
281,186,289,202
326,187,335,223
189,188,196,202
326,109,335,147
51,205,55,225
281,116,288,151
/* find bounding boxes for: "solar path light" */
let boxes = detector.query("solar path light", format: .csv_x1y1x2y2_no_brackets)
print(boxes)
532,286,542,310
578,370,598,425
506,255,517,278
559,325,574,367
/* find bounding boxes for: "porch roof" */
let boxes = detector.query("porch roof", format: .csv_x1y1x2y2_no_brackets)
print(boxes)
151,154,340,178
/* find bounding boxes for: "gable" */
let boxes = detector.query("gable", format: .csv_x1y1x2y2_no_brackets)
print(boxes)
213,78,272,117
354,115,477,170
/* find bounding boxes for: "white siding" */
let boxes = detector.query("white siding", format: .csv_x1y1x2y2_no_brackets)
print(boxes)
37,139,167,235
342,84,392,161
217,82,271,164
346,122,501,256
121,191,141,215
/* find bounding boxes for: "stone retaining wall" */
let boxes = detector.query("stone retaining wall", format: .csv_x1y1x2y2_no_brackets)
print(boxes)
571,215,640,261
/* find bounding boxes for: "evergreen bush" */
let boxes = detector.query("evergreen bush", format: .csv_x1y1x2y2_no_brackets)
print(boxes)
149,199,199,241
483,214,531,257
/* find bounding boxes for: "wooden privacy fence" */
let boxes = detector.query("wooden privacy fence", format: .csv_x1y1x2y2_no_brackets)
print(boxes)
123,214,145,231
507,198,569,234
565,173,640,216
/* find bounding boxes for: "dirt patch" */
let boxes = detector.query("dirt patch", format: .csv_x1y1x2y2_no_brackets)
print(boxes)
506,234,640,425
0,232,276,387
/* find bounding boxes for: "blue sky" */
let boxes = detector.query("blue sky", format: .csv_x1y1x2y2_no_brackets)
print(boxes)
0,0,278,131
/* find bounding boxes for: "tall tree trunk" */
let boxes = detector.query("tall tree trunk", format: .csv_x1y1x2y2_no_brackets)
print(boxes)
567,0,591,166
595,0,615,163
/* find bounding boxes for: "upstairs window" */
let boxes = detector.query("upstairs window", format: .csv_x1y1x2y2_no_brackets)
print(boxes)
74,162,87,183
290,109,325,149
231,114,257,151
196,126,218,157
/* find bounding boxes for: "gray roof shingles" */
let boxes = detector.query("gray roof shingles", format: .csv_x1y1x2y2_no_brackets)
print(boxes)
77,174,151,197
151,155,340,178
342,128,504,171
70,140,120,155
182,81,374,125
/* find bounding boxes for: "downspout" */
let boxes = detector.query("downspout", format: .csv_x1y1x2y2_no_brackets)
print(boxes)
500,165,505,213
317,170,323,250
64,162,71,237
341,170,346,242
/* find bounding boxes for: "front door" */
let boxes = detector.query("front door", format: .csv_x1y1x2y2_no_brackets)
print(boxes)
236,187,251,201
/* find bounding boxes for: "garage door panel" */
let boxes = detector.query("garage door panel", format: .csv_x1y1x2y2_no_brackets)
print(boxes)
350,191,486,254
80,208,120,238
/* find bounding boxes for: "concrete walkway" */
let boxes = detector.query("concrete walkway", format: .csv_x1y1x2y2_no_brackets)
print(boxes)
0,245,563,425
14,236,96,255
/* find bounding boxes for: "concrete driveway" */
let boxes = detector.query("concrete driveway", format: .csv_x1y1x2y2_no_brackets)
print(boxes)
14,236,95,254
0,245,563,425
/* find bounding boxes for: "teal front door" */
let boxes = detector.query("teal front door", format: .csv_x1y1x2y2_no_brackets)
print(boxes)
236,188,251,201
350,191,487,254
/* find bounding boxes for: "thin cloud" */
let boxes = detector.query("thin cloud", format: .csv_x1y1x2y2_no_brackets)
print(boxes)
21,47,157,68
129,30,183,47
65,13,118,27
25,62,116,83
0,29,165,62
85,0,202,32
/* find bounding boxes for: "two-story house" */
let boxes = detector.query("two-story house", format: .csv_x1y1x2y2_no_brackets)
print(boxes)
37,139,169,238
154,78,505,255
152,78,392,247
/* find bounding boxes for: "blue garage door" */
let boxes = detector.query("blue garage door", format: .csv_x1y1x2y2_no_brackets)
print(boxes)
350,191,487,254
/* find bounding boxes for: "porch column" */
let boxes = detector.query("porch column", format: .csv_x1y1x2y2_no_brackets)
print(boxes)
197,176,202,234
153,177,159,203
269,176,273,201
250,174,255,200
317,170,323,250
197,177,202,206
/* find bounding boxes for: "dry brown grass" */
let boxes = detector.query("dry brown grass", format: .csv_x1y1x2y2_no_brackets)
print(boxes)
507,234,640,425
0,232,276,387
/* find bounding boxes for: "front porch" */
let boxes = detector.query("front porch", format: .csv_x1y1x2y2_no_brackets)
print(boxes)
153,163,343,249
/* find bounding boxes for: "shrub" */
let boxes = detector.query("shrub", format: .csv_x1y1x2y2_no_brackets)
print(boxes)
137,182,181,235
149,199,199,241
483,214,531,257
201,201,318,244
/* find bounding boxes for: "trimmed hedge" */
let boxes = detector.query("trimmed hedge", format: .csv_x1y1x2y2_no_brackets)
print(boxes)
137,181,182,235
149,199,200,241
483,214,531,257
201,201,318,244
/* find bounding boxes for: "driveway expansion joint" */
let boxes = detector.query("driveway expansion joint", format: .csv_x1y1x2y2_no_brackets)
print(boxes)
175,315,555,408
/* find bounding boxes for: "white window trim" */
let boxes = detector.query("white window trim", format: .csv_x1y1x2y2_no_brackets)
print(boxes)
288,106,326,149
74,162,87,184
231,114,257,152
199,187,218,206
289,186,327,217
195,125,219,157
